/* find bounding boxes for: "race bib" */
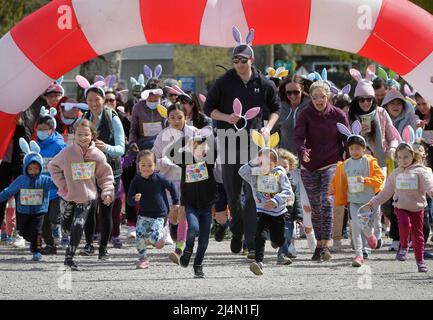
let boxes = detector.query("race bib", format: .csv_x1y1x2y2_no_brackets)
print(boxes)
71,162,96,181
347,176,364,193
142,122,162,137
396,173,418,190
42,157,53,174
20,189,43,206
185,162,209,183
257,174,279,194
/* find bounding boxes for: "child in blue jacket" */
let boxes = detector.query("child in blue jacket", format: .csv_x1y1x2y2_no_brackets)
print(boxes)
0,139,55,261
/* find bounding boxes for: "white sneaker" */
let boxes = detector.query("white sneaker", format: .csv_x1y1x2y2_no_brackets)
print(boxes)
288,243,297,257
165,225,174,245
306,233,317,253
330,239,342,253
388,240,400,251
13,235,25,248
127,226,136,239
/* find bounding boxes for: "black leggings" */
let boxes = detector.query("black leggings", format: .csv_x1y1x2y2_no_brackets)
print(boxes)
255,213,285,263
18,213,44,253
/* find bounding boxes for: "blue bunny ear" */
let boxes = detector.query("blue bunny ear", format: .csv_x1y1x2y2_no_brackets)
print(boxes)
314,71,322,81
246,28,255,45
39,106,47,117
154,64,162,79
49,107,57,117
307,73,316,81
232,26,242,44
29,141,40,154
19,138,30,154
321,68,327,81
138,74,145,86
416,127,423,140
409,126,415,145
55,76,64,85
130,77,138,86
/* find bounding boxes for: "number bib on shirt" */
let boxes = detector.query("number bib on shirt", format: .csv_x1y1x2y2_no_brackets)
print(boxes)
396,173,418,190
142,122,162,137
347,176,364,193
20,189,43,206
257,174,279,194
185,162,209,183
71,162,96,181
42,157,53,174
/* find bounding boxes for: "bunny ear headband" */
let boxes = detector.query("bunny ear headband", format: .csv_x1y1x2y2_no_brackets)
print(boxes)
232,98,261,131
76,75,105,98
165,85,191,101
184,125,214,142
350,64,378,84
141,88,163,100
251,130,280,160
307,68,334,87
19,138,43,166
95,74,117,92
232,26,255,58
60,102,89,112
39,106,58,129
266,67,289,80
377,67,400,90
144,64,163,83
330,84,351,98
116,89,129,104
400,125,423,151
336,120,366,145
130,74,145,89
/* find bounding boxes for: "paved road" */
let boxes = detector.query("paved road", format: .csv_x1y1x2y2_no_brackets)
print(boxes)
1,227,433,300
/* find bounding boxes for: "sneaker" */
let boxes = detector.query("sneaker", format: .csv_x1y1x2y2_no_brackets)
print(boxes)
136,257,150,269
64,258,78,271
396,248,408,261
352,255,364,267
321,247,332,261
287,243,297,258
52,225,62,246
306,233,317,253
41,245,57,255
417,261,428,273
375,238,382,249
247,250,255,260
367,235,377,249
127,227,136,239
61,235,70,250
230,237,243,254
164,226,174,245
363,251,369,259
169,248,182,265
32,252,42,261
214,224,227,242
424,251,433,260
180,251,192,268
311,247,323,262
98,247,110,260
242,248,249,256
5,236,14,245
79,244,95,256
193,265,205,278
112,237,123,249
330,240,342,253
277,255,292,265
388,240,400,251
249,261,264,276
13,235,25,248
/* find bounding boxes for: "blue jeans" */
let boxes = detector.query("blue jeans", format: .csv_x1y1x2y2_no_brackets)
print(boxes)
185,205,212,266
277,220,294,257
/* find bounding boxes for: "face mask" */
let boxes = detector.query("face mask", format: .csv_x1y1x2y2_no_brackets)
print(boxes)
61,114,76,126
147,102,159,110
37,130,51,141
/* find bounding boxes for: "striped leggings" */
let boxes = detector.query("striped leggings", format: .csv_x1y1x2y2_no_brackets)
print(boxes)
301,165,336,241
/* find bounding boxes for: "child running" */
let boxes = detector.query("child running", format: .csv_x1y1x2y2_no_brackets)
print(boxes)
127,150,180,269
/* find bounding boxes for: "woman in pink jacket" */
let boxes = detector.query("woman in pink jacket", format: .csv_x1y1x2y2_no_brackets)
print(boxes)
48,119,114,271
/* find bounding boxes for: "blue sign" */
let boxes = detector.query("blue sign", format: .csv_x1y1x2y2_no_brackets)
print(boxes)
177,76,196,92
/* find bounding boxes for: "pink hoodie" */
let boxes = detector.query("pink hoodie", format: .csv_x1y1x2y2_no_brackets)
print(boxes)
48,142,114,204
370,163,433,212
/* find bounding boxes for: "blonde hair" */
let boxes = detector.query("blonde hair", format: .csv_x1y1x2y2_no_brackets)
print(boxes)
309,80,331,99
276,148,298,170
412,142,425,165
396,143,423,165
74,118,96,140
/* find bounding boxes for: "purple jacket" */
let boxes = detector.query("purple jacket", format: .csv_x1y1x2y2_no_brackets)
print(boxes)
294,102,348,172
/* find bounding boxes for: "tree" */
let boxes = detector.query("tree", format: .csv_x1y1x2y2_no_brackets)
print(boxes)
0,0,25,37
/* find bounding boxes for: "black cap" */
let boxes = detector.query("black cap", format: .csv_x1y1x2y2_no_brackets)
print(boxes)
232,44,254,58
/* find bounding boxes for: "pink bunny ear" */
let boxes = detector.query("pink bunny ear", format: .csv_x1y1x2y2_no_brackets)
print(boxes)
390,125,401,142
244,107,261,120
351,120,362,135
402,126,411,144
365,64,376,81
117,106,125,113
232,98,243,115
117,89,129,103
336,123,352,137
199,94,206,104
404,84,412,96
144,65,152,79
246,28,255,45
349,69,362,82
93,81,105,88
154,64,162,79
76,75,91,89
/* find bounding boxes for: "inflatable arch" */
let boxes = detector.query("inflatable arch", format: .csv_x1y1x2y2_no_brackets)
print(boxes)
0,0,432,157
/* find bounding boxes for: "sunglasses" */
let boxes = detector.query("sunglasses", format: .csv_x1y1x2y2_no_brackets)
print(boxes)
358,97,374,103
105,98,116,103
168,93,178,98
232,57,249,64
286,90,301,97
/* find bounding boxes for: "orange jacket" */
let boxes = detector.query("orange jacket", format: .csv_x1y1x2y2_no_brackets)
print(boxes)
330,154,385,206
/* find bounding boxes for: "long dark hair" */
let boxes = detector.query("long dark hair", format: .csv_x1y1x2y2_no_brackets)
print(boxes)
278,75,312,104
349,97,379,137
181,92,203,124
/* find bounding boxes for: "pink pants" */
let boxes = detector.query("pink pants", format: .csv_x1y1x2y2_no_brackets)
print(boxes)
1,206,16,236
395,208,424,262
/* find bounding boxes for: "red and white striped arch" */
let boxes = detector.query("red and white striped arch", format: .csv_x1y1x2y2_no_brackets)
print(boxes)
0,0,432,157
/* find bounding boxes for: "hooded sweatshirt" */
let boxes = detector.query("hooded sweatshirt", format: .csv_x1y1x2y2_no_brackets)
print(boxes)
382,90,420,135
0,151,54,214
48,141,114,204
370,163,433,212
37,131,67,200
239,162,294,216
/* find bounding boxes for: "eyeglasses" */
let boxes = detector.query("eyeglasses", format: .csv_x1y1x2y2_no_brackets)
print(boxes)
232,57,249,64
105,98,116,103
286,90,301,97
358,97,374,103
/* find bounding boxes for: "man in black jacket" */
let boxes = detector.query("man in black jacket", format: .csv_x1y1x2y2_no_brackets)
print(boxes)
204,43,281,255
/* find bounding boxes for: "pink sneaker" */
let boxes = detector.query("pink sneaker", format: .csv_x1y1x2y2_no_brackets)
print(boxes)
136,258,150,269
352,255,364,267
367,235,377,249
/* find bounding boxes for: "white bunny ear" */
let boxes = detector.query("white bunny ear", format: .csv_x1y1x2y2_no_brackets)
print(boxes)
154,64,162,79
246,28,255,45
76,75,91,89
29,141,40,154
19,138,30,154
144,65,153,80
342,84,351,95
138,74,145,86
232,26,242,44
349,69,362,82
130,77,138,86
39,106,47,117
49,107,57,117
351,120,362,135
336,123,352,137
